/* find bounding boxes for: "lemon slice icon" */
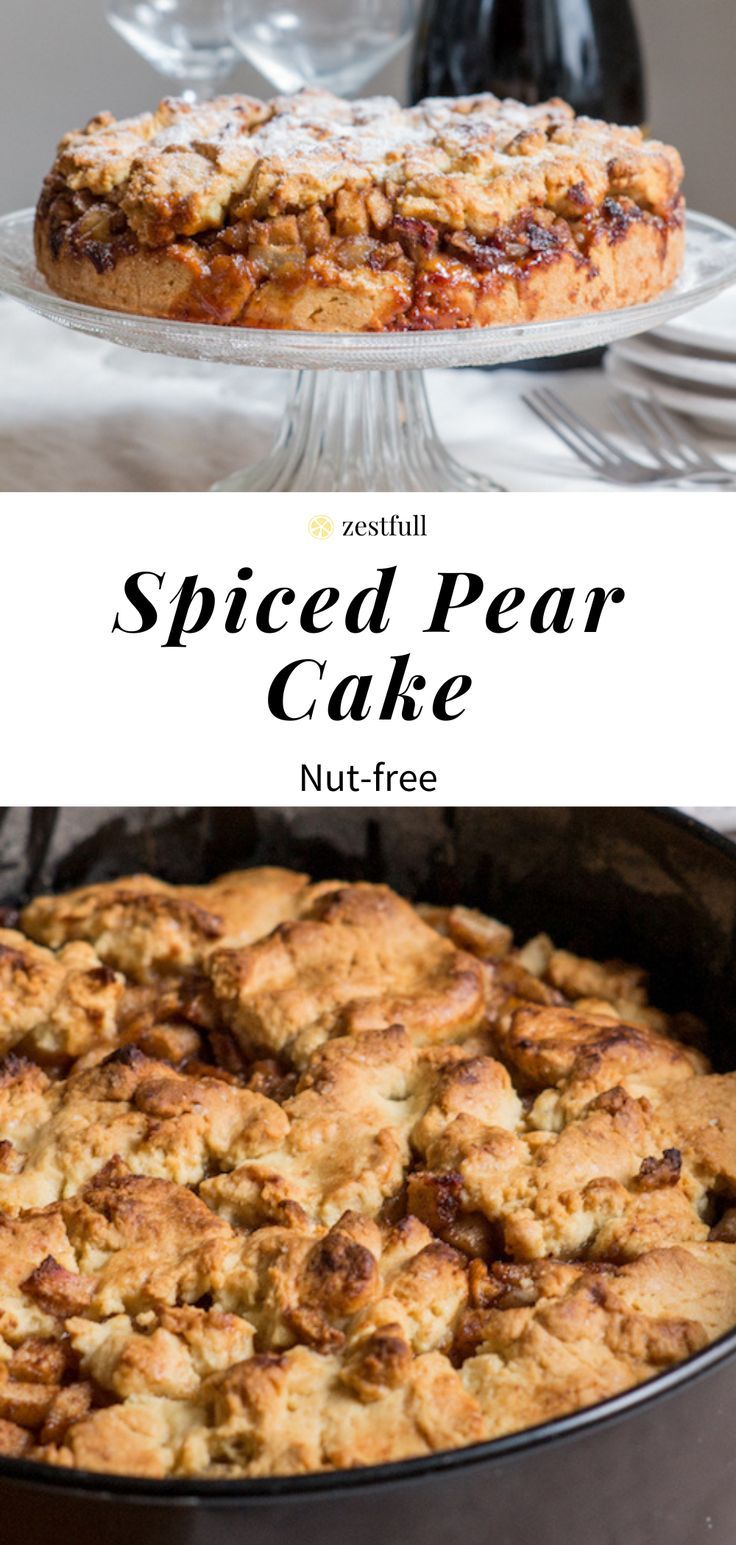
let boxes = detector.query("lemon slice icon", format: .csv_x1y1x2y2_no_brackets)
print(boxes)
308,515,334,540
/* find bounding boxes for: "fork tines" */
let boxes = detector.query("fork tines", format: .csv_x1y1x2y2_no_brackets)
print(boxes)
523,386,734,487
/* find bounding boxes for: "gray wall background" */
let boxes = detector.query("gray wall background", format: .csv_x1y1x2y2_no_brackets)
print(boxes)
2,0,735,221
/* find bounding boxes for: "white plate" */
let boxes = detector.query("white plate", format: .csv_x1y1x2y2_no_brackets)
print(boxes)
604,351,736,437
611,332,736,388
655,283,736,355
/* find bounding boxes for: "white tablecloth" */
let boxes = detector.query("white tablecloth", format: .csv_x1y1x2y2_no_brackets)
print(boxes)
2,298,735,492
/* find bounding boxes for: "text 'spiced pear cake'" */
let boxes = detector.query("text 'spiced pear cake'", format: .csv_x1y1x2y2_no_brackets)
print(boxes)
35,89,685,332
1,868,733,1480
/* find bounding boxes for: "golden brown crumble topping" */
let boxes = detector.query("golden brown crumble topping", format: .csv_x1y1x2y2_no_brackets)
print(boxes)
0,868,734,1480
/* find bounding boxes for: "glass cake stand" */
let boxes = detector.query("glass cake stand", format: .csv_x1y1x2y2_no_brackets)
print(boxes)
1,208,736,491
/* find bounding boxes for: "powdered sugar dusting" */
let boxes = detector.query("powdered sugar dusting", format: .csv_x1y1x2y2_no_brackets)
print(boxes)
59,87,586,184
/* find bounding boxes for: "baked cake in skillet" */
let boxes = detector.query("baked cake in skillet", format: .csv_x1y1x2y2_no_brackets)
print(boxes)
0,868,734,1478
35,90,685,332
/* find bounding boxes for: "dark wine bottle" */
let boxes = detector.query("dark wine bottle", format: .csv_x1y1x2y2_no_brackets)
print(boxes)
410,0,646,126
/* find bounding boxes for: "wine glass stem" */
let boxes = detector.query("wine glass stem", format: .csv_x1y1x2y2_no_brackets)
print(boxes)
177,76,221,102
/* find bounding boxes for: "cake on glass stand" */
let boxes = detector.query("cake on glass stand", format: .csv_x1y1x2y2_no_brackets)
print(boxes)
17,0,735,489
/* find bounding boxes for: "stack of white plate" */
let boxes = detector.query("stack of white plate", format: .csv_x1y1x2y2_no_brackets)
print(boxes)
605,285,736,439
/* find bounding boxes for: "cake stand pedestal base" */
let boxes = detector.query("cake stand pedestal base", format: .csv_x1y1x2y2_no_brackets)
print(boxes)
213,369,503,492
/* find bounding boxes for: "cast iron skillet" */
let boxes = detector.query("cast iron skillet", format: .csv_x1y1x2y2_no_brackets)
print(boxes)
1,806,735,1545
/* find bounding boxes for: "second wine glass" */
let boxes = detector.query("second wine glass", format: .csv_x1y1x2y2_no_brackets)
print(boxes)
227,0,420,97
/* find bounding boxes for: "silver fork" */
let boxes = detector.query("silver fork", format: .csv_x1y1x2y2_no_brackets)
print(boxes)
523,387,736,487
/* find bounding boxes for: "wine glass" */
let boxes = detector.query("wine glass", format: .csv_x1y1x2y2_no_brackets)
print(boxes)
106,0,239,101
227,0,420,97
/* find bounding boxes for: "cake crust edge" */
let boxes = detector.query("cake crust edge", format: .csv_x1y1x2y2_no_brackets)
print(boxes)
34,206,685,333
